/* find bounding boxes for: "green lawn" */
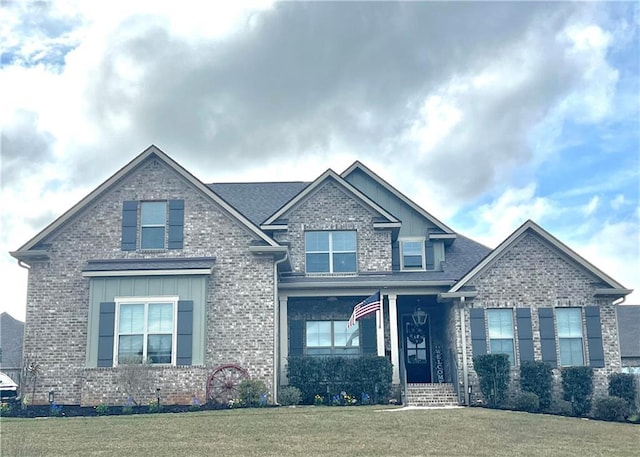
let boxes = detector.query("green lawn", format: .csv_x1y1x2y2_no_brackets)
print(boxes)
1,406,637,456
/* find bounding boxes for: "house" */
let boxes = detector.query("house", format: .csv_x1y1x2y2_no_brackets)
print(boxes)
0,312,24,369
617,306,640,374
10,145,632,406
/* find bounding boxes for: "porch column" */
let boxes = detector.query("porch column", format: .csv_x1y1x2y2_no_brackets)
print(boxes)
376,304,385,357
388,293,400,384
279,296,289,384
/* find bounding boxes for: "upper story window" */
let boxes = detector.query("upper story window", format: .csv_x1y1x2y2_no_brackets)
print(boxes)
305,231,356,273
115,297,177,365
141,202,167,249
401,239,425,270
556,308,584,366
487,309,515,365
306,320,359,356
121,200,184,251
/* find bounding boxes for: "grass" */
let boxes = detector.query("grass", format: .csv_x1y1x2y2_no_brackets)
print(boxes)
1,406,637,456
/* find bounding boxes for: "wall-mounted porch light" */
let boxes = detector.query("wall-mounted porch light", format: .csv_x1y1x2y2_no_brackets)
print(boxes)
48,390,55,405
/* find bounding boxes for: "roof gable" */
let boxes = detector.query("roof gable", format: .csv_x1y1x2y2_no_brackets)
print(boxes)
12,145,280,257
449,219,631,296
261,169,401,228
341,161,454,234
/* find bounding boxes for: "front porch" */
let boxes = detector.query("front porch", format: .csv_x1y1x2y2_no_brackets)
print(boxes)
279,292,463,405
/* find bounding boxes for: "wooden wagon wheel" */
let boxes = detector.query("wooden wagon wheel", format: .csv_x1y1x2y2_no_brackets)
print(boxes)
206,364,249,404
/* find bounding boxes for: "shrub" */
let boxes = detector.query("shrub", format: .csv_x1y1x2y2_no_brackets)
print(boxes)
278,386,302,406
0,402,14,416
548,399,574,416
513,391,540,412
148,399,162,413
94,403,109,416
473,354,511,407
608,373,636,412
238,379,269,407
287,356,392,405
561,366,593,417
591,396,629,422
520,361,553,410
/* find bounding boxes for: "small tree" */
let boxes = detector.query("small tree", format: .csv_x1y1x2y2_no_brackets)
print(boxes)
473,354,510,407
520,361,553,410
561,366,593,416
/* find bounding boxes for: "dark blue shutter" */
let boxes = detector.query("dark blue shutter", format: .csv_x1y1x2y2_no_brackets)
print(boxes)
585,306,604,368
361,317,377,355
516,308,535,363
290,320,304,356
176,300,193,365
470,308,487,357
168,200,184,249
97,302,115,367
391,241,400,271
539,308,557,366
425,240,435,270
121,201,138,251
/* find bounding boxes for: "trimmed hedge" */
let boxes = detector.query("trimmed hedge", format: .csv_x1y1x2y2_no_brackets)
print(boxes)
591,396,629,422
512,391,540,412
473,354,510,407
520,361,553,410
608,373,637,412
287,356,392,405
561,366,593,417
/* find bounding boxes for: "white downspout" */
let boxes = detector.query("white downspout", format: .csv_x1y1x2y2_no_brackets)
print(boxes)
273,252,288,404
460,296,469,405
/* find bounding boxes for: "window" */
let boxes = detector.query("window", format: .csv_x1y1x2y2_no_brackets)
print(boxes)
115,297,177,365
556,308,584,366
140,201,167,249
487,309,515,365
122,200,184,251
306,320,359,356
400,239,424,270
305,231,356,273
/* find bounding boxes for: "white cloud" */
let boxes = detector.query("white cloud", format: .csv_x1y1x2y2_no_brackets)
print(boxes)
584,195,600,216
610,194,625,210
459,184,554,247
569,220,640,304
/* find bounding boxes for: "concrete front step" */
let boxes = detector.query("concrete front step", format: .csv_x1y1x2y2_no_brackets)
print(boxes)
406,383,459,407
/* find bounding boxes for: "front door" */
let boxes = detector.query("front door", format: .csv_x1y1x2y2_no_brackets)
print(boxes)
402,315,431,383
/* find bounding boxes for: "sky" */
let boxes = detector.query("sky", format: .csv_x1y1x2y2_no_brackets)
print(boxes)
1,1,638,321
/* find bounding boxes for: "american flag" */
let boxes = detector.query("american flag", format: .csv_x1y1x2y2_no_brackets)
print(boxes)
347,291,381,328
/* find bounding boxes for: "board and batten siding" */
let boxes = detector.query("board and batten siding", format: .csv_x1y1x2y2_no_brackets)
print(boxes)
86,276,207,367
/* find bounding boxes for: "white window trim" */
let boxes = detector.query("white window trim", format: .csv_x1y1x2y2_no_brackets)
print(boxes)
399,237,426,271
140,201,168,250
556,307,585,367
113,295,179,366
305,231,357,274
305,320,360,355
487,308,516,365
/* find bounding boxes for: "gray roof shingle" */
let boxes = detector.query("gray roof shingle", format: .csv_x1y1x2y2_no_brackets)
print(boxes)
209,182,309,225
